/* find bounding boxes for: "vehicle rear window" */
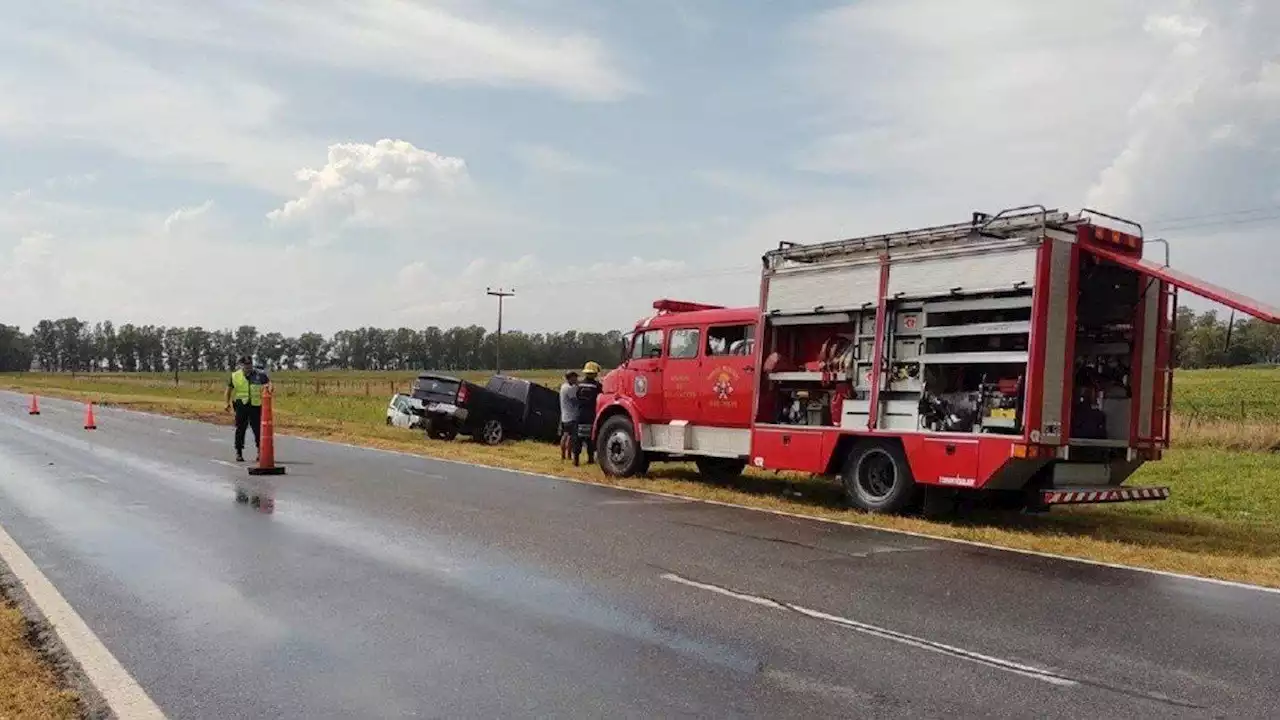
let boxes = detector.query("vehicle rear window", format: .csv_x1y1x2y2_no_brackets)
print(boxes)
490,378,527,402
413,376,460,397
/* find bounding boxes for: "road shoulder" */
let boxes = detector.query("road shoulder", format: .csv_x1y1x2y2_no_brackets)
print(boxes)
1,553,104,719
0,519,162,719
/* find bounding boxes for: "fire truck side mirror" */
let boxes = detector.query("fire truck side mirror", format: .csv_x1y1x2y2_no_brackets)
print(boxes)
620,333,633,366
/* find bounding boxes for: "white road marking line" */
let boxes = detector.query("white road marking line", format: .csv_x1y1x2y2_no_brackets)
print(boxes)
12,395,1272,595
0,521,167,719
161,429,176,435
660,572,1077,688
402,469,445,480
209,459,239,469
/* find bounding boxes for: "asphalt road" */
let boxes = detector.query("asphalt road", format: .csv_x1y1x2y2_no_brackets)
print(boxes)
0,392,1277,719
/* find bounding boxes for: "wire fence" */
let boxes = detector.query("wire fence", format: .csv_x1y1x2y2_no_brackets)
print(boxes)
47,373,565,398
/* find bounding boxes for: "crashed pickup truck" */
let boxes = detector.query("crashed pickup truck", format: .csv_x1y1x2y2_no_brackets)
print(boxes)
410,373,561,445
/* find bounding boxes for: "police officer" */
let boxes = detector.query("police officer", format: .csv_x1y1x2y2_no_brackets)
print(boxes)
572,361,603,466
223,355,272,462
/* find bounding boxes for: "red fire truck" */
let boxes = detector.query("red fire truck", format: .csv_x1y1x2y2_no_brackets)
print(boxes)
592,206,1280,514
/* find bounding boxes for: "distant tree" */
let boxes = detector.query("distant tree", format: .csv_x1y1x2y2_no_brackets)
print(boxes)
258,332,287,369
183,327,211,371
0,325,33,372
297,332,328,370
31,320,57,370
234,325,259,361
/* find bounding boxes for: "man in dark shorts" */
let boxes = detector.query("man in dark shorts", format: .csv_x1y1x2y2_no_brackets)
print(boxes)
559,370,579,461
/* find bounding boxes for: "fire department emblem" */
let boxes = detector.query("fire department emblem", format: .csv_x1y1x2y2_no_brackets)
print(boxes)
710,368,737,400
634,375,649,397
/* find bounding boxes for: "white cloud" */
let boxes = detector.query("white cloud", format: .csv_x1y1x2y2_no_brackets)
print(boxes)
0,26,311,194
164,200,215,233
512,144,605,176
386,254,740,331
43,173,97,191
0,192,728,335
267,139,473,239
0,0,631,198
11,232,53,268
743,0,1280,311
1144,13,1208,42
21,0,635,103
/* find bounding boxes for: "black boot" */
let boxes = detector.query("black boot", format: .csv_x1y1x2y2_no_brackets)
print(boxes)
235,450,245,462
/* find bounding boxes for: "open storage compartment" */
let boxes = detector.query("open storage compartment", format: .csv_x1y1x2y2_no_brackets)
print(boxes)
758,289,1035,436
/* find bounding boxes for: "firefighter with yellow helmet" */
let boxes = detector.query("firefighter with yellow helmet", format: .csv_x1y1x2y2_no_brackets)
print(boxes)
572,361,603,466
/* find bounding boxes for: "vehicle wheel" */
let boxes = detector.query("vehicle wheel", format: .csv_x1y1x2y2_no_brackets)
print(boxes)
436,427,458,442
386,416,393,426
841,441,917,514
695,457,746,482
597,415,647,477
480,419,505,446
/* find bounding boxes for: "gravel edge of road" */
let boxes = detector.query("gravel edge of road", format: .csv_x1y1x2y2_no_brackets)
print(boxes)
0,556,112,720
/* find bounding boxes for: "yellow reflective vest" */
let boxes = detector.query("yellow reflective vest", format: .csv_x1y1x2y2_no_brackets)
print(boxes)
230,369,265,406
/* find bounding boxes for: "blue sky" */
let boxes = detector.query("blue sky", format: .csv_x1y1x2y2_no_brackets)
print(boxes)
2,0,1278,335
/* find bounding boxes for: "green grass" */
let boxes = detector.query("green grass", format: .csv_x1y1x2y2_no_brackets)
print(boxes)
3,369,1279,587
1172,365,1280,420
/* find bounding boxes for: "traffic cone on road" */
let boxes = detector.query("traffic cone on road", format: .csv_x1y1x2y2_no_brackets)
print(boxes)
248,389,285,477
27,395,40,415
83,402,97,430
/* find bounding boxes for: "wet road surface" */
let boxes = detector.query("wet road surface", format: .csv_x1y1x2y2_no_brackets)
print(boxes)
1,392,1278,718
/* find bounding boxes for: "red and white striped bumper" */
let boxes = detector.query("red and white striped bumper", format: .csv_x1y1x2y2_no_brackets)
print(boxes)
1042,487,1170,505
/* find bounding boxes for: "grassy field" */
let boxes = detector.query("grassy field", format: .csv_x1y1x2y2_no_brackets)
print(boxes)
0,600,79,720
1,368,1278,590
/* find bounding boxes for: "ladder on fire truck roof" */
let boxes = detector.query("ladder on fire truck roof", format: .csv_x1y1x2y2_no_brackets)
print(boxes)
766,205,1137,265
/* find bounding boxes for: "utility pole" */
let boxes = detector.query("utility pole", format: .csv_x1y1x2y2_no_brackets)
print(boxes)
486,287,515,374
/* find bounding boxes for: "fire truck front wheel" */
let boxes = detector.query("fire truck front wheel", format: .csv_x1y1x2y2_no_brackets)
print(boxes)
841,441,918,514
597,415,648,477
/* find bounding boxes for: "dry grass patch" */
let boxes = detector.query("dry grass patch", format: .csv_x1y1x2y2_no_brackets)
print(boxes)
0,601,79,720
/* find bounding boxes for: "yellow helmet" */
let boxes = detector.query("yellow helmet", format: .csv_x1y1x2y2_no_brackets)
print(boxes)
582,361,602,375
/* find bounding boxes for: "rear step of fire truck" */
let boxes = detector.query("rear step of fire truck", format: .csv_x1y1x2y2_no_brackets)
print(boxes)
1040,486,1170,506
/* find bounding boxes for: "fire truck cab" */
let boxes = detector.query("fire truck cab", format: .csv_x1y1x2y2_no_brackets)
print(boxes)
594,205,1280,514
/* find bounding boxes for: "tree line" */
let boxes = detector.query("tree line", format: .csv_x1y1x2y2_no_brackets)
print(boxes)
0,319,626,373
0,309,1275,374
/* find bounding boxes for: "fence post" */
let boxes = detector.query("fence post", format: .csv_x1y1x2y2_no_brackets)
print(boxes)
365,381,371,397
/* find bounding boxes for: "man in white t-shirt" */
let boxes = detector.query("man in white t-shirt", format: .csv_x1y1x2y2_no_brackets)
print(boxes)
558,370,579,460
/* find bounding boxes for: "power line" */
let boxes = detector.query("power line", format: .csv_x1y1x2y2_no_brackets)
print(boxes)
1146,203,1280,227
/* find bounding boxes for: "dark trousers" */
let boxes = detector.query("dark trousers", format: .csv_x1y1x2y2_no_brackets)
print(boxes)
572,422,595,464
233,400,262,452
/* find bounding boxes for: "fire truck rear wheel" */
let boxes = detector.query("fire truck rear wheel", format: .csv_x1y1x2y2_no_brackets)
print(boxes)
842,441,917,514
597,415,647,477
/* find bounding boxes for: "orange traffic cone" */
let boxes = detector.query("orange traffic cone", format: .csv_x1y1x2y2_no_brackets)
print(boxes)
27,395,40,415
83,402,97,430
248,389,285,477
